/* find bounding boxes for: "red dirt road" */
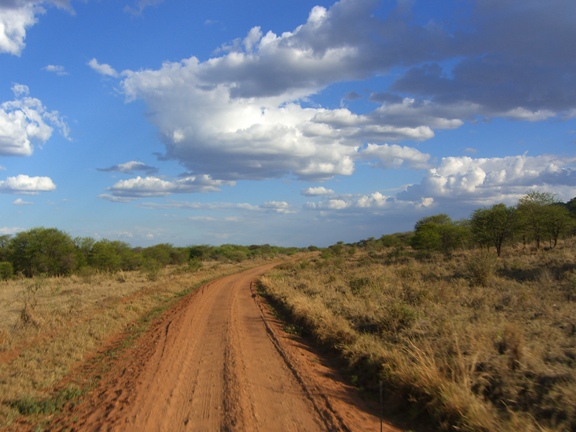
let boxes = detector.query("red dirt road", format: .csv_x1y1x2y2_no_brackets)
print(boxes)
53,263,401,431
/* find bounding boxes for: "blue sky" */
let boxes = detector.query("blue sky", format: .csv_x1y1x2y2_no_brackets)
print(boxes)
1,0,575,247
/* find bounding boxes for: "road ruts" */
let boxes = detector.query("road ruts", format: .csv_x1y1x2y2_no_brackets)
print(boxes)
51,262,398,432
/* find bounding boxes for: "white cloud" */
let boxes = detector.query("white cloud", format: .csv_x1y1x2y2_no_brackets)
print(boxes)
124,0,164,16
13,197,32,205
301,186,334,196
103,175,234,199
0,174,56,194
306,191,390,211
42,64,67,75
307,199,349,210
0,0,73,55
139,200,260,211
262,201,294,214
117,1,474,183
0,83,69,156
98,160,158,175
398,154,576,204
0,2,37,55
358,143,430,169
0,226,22,235
87,58,119,77
96,194,133,203
85,0,576,193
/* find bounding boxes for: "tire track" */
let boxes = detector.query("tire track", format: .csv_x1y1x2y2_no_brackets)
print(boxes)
50,262,397,432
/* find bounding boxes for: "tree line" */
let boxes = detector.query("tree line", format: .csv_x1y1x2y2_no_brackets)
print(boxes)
0,231,300,280
361,191,576,257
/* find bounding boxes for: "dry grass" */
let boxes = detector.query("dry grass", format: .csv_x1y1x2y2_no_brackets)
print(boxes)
0,259,269,427
258,240,576,431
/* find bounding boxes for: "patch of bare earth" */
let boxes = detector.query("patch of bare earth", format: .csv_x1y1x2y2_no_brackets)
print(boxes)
44,263,400,431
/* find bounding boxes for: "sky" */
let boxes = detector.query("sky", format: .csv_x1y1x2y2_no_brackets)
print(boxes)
0,0,575,248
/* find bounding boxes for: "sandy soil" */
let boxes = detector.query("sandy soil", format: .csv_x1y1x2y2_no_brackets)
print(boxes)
49,263,402,431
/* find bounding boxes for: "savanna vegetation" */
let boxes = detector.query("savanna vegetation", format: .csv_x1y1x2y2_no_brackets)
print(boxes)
0,233,302,429
258,192,576,431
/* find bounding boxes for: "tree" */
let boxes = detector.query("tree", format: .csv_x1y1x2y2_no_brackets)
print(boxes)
74,236,96,268
9,228,78,277
0,235,11,262
142,243,173,267
411,214,467,255
546,204,573,248
471,204,516,256
516,191,572,249
89,240,139,272
516,191,556,249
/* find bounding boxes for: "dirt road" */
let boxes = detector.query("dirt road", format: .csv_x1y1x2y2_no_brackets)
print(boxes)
54,263,400,431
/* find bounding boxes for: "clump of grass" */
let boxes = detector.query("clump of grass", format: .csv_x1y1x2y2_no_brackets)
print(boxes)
465,251,498,287
7,385,83,416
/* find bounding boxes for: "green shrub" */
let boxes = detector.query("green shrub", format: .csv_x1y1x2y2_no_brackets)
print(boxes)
0,261,13,280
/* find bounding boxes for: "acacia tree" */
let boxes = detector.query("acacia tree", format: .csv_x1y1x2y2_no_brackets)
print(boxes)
471,204,516,256
516,192,554,249
546,204,573,248
516,191,572,249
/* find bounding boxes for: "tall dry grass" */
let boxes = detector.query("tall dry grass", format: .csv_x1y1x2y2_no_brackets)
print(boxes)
258,240,576,431
0,259,267,427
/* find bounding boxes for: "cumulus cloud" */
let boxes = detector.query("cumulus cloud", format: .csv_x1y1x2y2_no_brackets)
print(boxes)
301,186,334,196
0,84,69,156
0,0,72,55
358,143,430,169
0,174,56,194
98,160,158,175
0,2,37,55
87,58,119,77
119,49,457,182
83,0,575,187
262,201,294,214
101,175,234,199
306,191,391,211
398,154,576,204
302,153,576,223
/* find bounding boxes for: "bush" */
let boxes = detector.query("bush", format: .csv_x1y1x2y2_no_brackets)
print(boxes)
465,251,498,287
0,261,13,280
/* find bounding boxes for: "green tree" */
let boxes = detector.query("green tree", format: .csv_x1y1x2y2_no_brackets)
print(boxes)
411,214,467,255
564,197,576,216
0,261,13,280
74,236,96,268
471,203,516,256
142,243,173,267
546,204,573,248
9,228,78,277
89,240,139,272
516,191,571,249
0,234,11,262
188,245,213,261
